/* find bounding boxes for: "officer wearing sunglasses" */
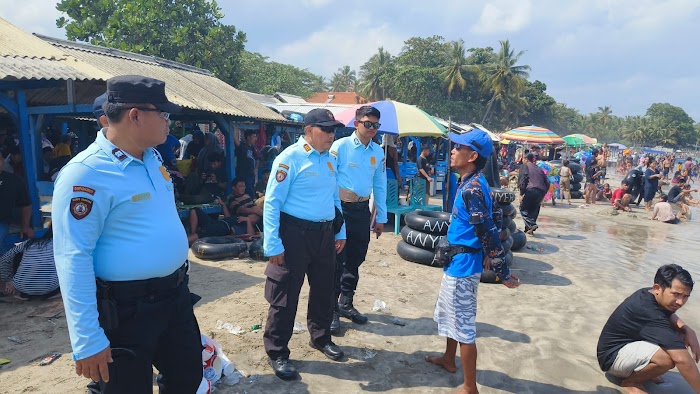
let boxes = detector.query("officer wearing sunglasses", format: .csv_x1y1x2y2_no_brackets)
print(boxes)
329,105,387,334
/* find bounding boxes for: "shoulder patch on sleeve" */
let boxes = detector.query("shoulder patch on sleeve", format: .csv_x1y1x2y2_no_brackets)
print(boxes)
276,170,287,182
278,163,290,170
330,150,338,156
70,197,93,220
73,186,95,195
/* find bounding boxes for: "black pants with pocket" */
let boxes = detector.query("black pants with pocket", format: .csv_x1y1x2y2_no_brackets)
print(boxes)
335,201,371,298
263,219,336,360
87,276,203,394
520,188,546,231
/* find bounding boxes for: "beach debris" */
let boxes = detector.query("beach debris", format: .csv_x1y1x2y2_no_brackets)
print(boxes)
526,245,545,253
248,375,260,384
0,358,10,366
292,322,305,334
363,349,378,359
250,324,262,331
391,317,406,326
7,336,29,344
609,208,619,216
222,371,241,386
378,261,389,267
372,300,387,312
215,320,245,335
398,298,408,303
397,272,406,277
38,352,61,366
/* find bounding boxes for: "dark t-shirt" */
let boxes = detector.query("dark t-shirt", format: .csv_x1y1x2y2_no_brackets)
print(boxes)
236,143,255,178
597,288,686,371
585,157,599,183
667,185,682,203
0,170,31,223
416,155,430,180
645,168,660,192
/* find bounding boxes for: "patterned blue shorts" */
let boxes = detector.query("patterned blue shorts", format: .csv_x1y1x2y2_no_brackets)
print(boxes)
433,273,480,344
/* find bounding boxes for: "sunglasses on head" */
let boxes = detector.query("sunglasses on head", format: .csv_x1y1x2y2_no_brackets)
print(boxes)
358,121,381,130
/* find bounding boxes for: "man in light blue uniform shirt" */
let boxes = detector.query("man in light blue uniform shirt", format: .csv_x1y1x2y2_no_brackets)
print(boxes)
53,76,202,393
262,108,347,380
329,105,387,334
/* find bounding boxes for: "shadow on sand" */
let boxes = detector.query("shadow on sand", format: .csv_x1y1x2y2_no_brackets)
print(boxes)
510,256,573,286
187,259,265,304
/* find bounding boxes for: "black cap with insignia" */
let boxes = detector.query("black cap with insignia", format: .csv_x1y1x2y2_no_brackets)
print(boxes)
92,92,108,120
304,108,345,127
106,75,181,113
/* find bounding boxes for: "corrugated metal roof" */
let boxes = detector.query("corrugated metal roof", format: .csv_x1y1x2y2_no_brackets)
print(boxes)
0,19,67,60
39,36,287,122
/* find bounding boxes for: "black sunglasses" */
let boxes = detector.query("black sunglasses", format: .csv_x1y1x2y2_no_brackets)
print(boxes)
317,125,336,133
358,121,381,130
453,143,475,152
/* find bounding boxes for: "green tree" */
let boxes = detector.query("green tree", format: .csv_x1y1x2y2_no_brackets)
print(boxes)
56,0,246,86
237,51,326,98
480,40,531,125
359,47,393,101
645,103,696,146
394,35,450,68
439,40,479,97
520,80,556,128
330,65,357,92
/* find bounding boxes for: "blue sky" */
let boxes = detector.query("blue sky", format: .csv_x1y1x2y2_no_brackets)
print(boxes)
3,0,699,121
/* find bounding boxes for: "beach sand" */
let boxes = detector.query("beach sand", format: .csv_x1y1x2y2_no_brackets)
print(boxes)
1,191,699,393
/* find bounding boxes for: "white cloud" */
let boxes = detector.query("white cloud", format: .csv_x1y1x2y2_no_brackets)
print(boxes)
269,21,405,77
0,0,65,38
471,0,533,35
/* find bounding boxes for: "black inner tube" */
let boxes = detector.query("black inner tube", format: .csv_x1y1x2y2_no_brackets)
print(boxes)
400,226,444,251
405,211,451,235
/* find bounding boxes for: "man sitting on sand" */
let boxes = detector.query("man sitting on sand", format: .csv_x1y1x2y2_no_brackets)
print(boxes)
597,264,700,394
611,181,633,212
187,196,256,245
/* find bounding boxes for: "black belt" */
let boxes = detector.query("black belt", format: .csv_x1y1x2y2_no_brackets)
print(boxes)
281,212,333,231
341,200,369,211
99,262,188,300
451,245,481,254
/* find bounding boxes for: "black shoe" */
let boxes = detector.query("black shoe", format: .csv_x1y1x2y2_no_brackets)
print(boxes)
310,340,344,361
268,357,297,380
330,311,341,336
338,294,368,324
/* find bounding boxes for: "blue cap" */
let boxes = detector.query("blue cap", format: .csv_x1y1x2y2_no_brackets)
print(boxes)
448,128,493,158
92,92,107,120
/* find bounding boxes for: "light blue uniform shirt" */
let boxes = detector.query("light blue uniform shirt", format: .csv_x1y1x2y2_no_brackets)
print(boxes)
330,132,388,223
263,136,346,256
52,129,188,361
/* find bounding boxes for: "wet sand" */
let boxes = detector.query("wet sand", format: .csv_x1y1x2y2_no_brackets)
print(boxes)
1,180,699,393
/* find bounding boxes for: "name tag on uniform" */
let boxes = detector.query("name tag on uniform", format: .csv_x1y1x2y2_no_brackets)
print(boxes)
132,192,152,202
304,171,319,177
348,162,359,168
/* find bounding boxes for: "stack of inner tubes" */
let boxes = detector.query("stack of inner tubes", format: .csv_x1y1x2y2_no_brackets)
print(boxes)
568,161,584,199
191,236,248,260
396,210,451,267
481,188,524,283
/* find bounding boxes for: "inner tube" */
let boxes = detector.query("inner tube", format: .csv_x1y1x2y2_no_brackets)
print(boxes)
570,182,582,191
397,240,439,267
571,190,583,199
248,237,267,261
192,237,247,260
502,236,513,252
499,227,511,241
500,203,516,218
400,226,444,251
405,210,451,235
502,214,513,229
504,250,514,267
572,173,584,183
480,270,499,284
491,188,516,204
507,219,517,233
511,230,526,251
568,162,582,174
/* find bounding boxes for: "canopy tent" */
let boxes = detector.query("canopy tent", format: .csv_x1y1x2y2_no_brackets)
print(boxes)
608,143,628,149
500,125,564,145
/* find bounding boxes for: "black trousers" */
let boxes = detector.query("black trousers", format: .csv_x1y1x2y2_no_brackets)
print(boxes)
263,219,336,360
520,188,546,231
335,201,371,298
87,276,203,394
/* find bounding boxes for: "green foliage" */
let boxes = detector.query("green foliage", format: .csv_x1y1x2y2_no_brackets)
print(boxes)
329,66,357,92
56,0,246,85
237,51,326,98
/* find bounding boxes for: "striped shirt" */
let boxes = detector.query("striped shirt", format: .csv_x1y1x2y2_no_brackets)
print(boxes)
0,240,59,296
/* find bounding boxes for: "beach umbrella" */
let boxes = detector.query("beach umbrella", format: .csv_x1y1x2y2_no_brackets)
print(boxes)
500,125,565,145
563,133,597,147
334,100,447,137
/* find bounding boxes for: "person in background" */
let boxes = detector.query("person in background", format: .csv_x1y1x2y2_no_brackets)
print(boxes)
187,196,255,245
644,160,662,211
0,149,33,255
416,145,433,204
202,152,227,197
382,134,401,187
156,133,181,170
183,128,205,159
518,153,549,234
53,134,73,159
584,148,602,205
611,181,633,212
650,195,680,224
558,159,572,205
254,170,271,208
234,127,259,199
0,223,59,300
41,147,55,181
597,264,700,393
196,132,223,173
227,177,263,231
597,183,613,202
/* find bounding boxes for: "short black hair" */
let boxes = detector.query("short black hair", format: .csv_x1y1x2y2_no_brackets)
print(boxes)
244,129,259,138
655,264,693,291
474,154,488,170
591,149,599,156
659,194,668,202
102,102,134,123
207,152,223,163
42,147,53,154
355,105,380,120
562,159,569,166
621,180,629,186
421,145,430,151
526,153,536,162
232,177,246,186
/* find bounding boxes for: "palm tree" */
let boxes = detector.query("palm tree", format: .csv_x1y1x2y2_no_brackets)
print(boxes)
480,40,531,124
330,65,356,91
359,47,392,101
439,40,478,97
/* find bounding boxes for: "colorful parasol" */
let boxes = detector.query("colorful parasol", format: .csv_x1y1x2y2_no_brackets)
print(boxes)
563,133,597,146
334,100,447,137
500,125,564,145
